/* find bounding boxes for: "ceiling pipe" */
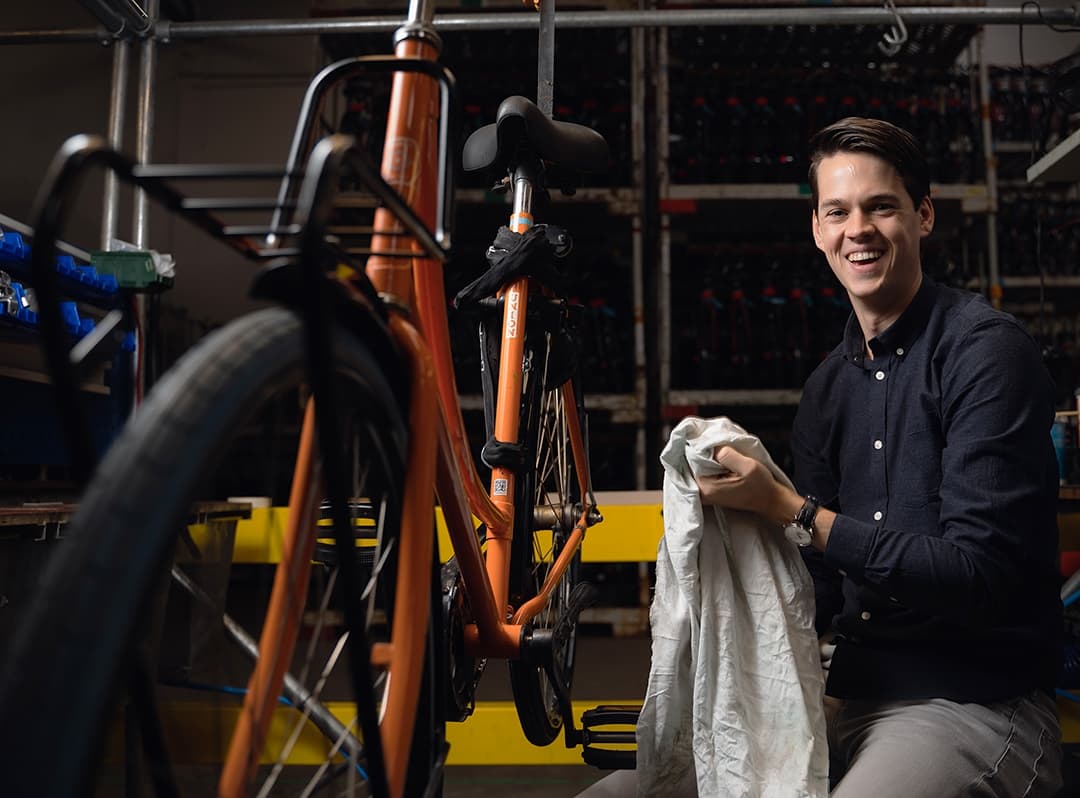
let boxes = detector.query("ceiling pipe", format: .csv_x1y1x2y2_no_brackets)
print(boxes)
1,5,1078,44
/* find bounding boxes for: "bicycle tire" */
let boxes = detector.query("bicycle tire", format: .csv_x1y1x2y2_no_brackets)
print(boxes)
0,307,441,797
507,320,590,747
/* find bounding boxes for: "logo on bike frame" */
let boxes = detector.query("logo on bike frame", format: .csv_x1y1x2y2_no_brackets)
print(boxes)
506,287,521,339
384,137,419,192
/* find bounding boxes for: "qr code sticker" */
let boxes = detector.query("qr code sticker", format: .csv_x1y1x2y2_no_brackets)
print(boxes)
493,478,509,496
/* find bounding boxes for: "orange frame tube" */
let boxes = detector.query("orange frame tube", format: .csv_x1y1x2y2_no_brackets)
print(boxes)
381,314,439,798
511,379,592,625
221,401,322,796
371,33,517,655
485,275,530,616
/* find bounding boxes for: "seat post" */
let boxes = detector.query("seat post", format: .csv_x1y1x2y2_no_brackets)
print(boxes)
510,158,542,232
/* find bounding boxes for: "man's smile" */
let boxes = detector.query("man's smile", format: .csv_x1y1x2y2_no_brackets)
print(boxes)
846,249,884,265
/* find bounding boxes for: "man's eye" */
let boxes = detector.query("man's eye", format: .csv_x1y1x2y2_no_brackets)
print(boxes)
873,204,895,212
826,209,846,218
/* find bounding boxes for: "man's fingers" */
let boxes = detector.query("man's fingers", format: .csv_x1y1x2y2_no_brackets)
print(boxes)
713,445,749,473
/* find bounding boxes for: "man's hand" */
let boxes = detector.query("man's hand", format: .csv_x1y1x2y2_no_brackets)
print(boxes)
695,446,795,525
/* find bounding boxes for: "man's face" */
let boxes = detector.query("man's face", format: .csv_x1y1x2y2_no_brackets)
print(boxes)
811,151,934,318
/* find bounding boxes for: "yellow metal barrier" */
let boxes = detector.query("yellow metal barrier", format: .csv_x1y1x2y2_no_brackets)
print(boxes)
218,491,664,565
107,700,635,767
184,493,1080,753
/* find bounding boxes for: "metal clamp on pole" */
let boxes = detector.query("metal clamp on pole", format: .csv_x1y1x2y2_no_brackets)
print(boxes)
877,0,909,57
78,0,152,38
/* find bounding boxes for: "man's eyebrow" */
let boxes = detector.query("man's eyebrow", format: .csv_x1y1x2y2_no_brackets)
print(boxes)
865,193,903,204
820,193,903,208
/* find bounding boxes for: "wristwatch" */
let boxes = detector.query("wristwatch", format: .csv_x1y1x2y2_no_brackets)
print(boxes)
783,495,821,547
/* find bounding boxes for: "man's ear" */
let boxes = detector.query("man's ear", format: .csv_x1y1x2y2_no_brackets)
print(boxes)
811,210,824,251
918,196,935,238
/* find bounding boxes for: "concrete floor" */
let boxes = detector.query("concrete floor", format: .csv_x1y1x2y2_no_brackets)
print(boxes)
443,634,648,796
445,741,1080,797
444,765,615,797
444,634,1080,798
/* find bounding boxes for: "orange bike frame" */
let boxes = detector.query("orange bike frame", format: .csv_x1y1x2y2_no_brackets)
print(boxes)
368,37,592,648
356,9,594,795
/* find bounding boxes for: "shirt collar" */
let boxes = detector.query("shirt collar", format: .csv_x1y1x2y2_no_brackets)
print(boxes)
842,273,935,364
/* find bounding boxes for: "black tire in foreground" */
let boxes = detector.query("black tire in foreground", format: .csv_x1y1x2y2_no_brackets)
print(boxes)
0,307,442,797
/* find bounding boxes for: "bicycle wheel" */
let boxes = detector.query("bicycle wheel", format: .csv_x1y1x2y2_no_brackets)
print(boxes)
0,307,442,797
507,321,591,747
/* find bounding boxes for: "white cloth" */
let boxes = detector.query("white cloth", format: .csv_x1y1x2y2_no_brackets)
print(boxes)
635,416,829,798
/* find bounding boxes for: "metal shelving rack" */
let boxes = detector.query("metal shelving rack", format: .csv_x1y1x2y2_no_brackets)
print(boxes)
652,21,1019,428
1028,127,1080,184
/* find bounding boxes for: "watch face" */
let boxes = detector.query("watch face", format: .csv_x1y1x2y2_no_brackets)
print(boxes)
783,522,812,547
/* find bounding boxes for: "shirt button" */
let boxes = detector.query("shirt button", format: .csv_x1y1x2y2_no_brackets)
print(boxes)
860,611,872,621
875,370,886,381
873,439,883,450
895,347,904,356
873,510,883,521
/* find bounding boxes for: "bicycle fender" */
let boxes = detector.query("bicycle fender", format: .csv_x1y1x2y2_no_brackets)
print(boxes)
250,260,408,403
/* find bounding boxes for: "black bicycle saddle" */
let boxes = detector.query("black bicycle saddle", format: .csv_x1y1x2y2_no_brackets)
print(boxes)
462,95,609,174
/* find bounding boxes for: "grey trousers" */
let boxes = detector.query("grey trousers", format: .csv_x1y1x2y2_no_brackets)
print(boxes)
828,690,1063,797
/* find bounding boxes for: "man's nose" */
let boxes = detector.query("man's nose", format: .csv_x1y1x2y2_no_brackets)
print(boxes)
845,209,875,238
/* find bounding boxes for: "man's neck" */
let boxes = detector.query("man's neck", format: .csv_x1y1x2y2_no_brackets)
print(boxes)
853,273,923,357
857,309,898,353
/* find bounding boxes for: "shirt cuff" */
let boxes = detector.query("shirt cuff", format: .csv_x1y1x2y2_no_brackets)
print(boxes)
823,514,876,581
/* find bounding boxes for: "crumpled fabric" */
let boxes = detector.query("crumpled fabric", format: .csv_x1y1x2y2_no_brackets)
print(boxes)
452,223,571,308
636,416,829,798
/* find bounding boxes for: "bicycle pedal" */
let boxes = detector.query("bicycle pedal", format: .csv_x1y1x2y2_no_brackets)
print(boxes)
579,704,639,770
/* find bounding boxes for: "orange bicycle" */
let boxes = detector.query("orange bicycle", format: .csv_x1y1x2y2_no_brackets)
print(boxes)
0,1,623,797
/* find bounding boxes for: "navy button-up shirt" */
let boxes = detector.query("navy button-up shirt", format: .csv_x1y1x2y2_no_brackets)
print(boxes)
792,275,1062,701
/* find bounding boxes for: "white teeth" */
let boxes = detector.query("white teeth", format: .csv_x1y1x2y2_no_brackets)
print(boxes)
848,251,883,263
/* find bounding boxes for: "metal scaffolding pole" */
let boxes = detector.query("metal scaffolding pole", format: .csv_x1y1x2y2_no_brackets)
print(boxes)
0,5,1077,44
155,6,1080,35
631,23,647,491
656,22,672,453
132,6,157,250
101,37,130,249
131,0,159,405
977,30,1002,309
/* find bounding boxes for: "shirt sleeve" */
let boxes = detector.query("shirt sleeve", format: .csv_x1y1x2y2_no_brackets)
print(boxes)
823,319,1058,626
791,388,844,636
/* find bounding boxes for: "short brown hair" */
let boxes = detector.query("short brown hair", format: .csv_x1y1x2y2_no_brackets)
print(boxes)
807,117,930,211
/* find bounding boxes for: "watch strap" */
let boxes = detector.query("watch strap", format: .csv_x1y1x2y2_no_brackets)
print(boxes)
795,495,821,534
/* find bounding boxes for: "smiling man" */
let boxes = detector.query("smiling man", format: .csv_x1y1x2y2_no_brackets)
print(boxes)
696,117,1064,796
